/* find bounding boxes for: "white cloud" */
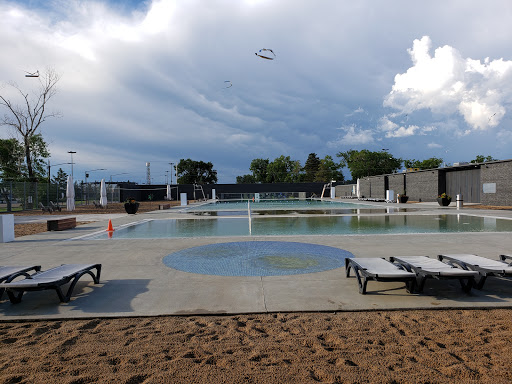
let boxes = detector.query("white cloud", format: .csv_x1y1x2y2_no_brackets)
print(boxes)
328,125,374,147
427,142,442,149
384,35,512,132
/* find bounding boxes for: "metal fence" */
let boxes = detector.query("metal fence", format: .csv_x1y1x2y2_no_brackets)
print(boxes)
0,181,121,212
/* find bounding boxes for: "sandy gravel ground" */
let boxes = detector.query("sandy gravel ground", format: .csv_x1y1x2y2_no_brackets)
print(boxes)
1,310,511,383
2,202,512,383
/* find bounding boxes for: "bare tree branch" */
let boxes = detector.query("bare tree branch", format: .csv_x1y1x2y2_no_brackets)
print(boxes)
0,68,61,181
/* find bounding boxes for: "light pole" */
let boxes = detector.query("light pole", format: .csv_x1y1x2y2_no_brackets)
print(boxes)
85,168,106,205
67,151,76,179
109,172,128,202
169,162,175,184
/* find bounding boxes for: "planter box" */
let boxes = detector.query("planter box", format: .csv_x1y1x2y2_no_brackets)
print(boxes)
398,196,409,203
437,197,452,206
124,202,140,214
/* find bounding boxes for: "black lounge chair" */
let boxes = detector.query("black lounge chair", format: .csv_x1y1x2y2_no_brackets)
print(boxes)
0,264,101,303
438,254,512,289
50,201,62,212
345,258,416,294
0,266,41,299
390,256,479,293
39,202,53,213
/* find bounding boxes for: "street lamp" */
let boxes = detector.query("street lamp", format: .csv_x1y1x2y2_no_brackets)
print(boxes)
85,168,106,205
109,172,129,202
67,151,76,178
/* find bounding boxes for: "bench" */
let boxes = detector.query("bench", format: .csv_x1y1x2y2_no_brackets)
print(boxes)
159,204,171,210
47,217,77,231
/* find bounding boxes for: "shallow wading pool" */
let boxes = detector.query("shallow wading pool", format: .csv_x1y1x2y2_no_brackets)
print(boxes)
81,214,512,240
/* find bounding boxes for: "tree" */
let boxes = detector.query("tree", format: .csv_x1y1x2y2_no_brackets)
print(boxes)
0,68,60,181
236,174,256,184
52,168,68,190
470,155,497,164
266,155,297,183
249,158,269,183
177,159,218,184
0,138,23,180
315,155,344,183
337,149,401,179
0,134,49,181
403,157,443,170
304,153,321,182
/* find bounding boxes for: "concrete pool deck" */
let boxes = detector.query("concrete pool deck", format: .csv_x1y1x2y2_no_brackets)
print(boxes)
2,201,512,320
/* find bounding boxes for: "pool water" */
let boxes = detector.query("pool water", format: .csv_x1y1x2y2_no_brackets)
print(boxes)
185,199,374,212
85,214,512,240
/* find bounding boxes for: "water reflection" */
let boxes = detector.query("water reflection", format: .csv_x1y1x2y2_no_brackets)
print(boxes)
89,214,512,239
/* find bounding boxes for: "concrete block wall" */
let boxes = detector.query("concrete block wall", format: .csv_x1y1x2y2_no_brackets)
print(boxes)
359,176,386,199
480,162,512,206
387,174,406,197
335,184,356,198
405,170,439,202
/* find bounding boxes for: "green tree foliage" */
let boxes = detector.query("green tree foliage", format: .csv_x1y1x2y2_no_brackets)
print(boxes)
304,153,320,182
337,149,402,180
52,168,68,190
266,155,299,183
0,134,49,181
315,155,344,183
249,158,269,183
236,174,256,184
403,157,443,170
177,159,218,184
470,155,497,164
0,138,24,180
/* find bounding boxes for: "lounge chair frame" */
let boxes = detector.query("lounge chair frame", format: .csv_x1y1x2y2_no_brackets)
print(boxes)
390,256,478,293
345,258,416,294
438,254,512,289
0,264,101,304
0,266,41,299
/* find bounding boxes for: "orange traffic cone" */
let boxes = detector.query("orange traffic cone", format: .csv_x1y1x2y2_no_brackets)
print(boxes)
106,219,115,232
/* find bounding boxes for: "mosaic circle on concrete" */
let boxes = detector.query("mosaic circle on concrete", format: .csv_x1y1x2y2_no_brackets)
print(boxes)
163,241,354,276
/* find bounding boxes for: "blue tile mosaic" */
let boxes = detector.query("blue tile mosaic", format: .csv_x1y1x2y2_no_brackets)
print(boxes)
163,241,354,276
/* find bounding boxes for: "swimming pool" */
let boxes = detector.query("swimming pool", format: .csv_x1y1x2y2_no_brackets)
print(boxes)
185,199,417,216
185,199,376,212
84,214,512,240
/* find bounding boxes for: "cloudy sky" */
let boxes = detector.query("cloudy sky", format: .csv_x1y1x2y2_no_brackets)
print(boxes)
1,0,512,184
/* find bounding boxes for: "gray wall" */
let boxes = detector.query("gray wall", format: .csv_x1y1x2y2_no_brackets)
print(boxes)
404,170,439,202
359,176,386,199
387,174,406,197
481,162,512,206
335,184,356,198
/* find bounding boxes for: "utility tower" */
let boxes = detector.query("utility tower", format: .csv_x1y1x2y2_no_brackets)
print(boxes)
146,162,151,185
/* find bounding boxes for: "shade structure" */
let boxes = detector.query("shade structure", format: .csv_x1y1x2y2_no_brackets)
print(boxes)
356,178,361,198
100,179,108,207
166,184,171,200
66,175,75,211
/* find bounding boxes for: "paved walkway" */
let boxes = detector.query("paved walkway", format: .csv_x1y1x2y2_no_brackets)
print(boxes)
2,201,512,320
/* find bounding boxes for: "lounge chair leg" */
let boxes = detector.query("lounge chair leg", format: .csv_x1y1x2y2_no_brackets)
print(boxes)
360,278,368,295
459,278,474,293
405,279,415,293
416,277,426,293
6,290,24,304
474,276,487,290
61,266,102,302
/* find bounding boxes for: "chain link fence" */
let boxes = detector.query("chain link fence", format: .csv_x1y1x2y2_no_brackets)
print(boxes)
0,181,121,212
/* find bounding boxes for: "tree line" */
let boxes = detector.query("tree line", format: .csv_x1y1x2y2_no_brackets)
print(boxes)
236,151,498,184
